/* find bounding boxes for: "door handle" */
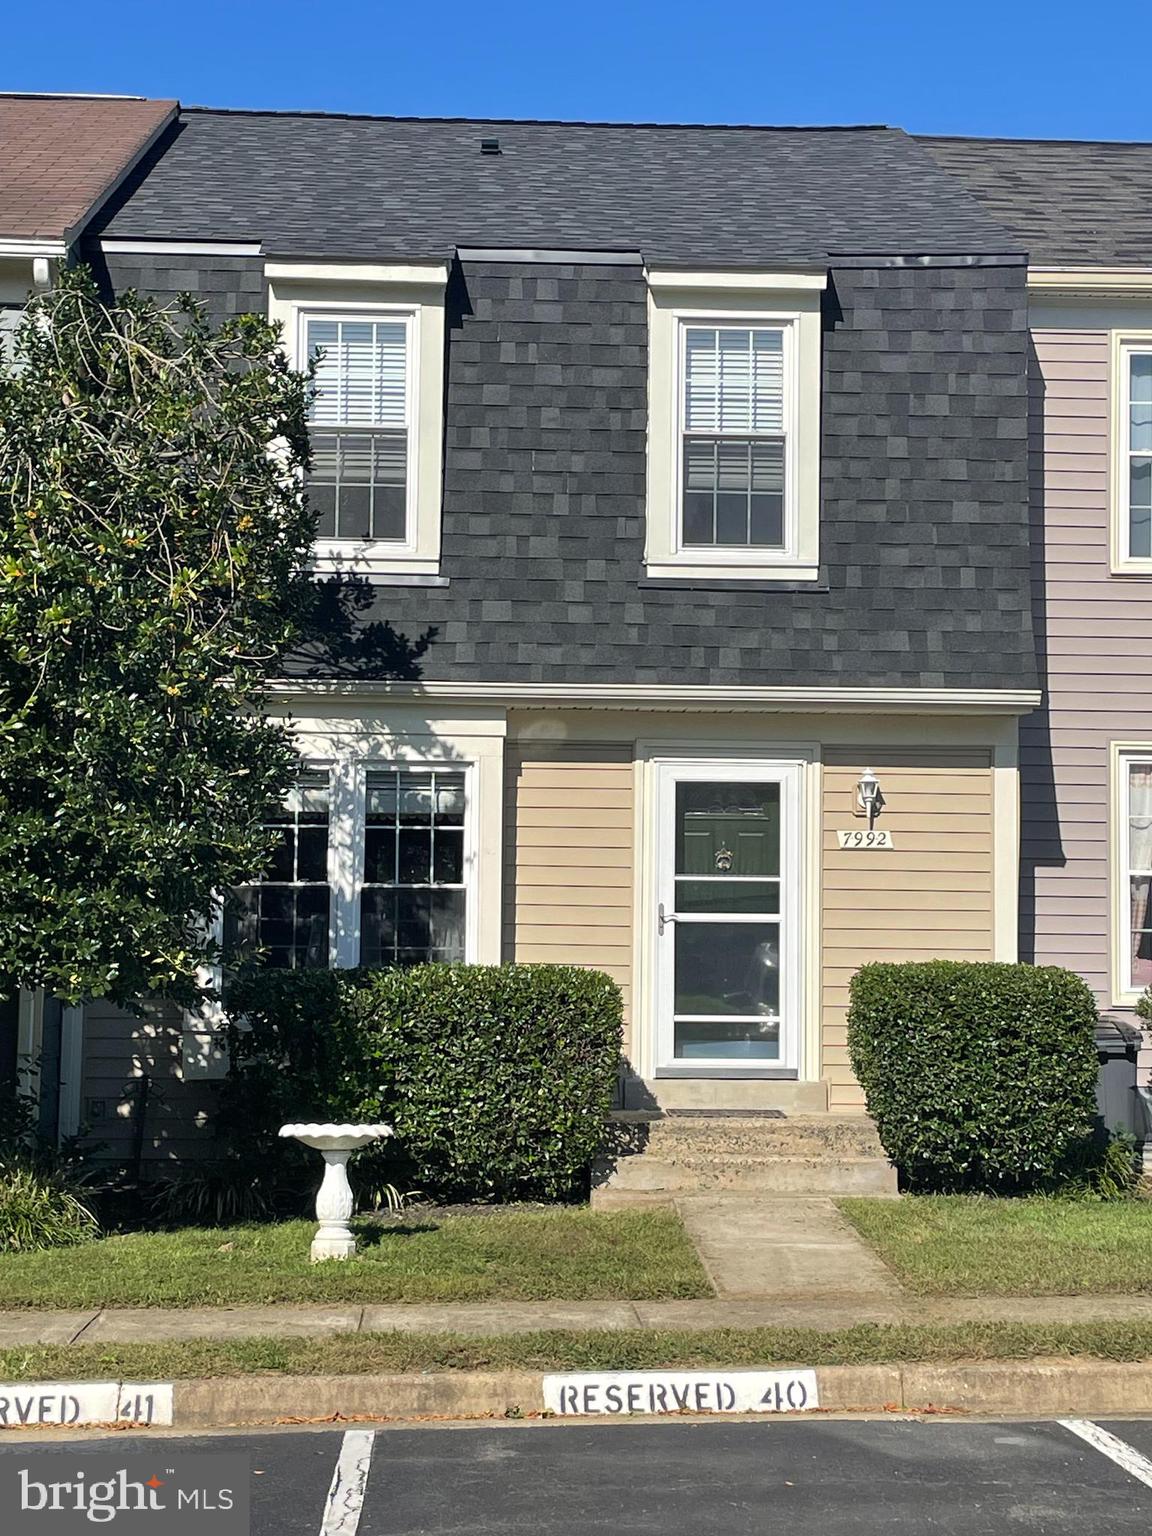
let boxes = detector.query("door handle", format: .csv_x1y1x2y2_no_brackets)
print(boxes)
658,902,677,935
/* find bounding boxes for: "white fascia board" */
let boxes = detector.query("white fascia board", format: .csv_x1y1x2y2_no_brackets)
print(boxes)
265,260,449,288
267,679,1042,715
99,239,263,256
1028,267,1152,295
646,267,828,293
0,238,68,259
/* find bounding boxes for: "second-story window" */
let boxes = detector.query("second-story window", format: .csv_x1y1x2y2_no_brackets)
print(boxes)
306,314,412,543
1125,350,1152,562
681,325,787,550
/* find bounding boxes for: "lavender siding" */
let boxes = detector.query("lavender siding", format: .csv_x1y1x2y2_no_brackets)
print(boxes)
1024,324,1152,1030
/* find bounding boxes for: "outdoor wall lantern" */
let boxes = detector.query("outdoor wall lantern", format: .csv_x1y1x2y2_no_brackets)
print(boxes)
855,768,884,829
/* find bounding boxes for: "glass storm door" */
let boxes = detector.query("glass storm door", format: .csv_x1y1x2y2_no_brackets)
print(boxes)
654,761,801,1071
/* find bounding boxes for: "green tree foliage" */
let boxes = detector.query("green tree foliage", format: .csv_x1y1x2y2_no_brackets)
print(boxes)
0,266,315,1006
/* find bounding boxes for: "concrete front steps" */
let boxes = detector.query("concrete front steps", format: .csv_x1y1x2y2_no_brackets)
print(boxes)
591,1111,898,1203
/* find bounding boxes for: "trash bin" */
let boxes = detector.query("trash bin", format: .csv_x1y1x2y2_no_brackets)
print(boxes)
1095,1015,1143,1137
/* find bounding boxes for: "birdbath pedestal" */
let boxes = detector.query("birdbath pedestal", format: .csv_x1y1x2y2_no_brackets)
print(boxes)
279,1123,393,1262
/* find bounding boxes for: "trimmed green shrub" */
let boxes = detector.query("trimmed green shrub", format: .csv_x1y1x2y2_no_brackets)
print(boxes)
847,960,1100,1193
223,963,623,1202
0,1163,99,1252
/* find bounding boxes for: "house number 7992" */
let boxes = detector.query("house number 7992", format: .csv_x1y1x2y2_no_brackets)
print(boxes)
836,829,895,850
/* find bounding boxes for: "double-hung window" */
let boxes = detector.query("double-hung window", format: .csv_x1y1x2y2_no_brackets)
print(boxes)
1117,751,1152,998
227,763,477,972
681,325,787,550
267,262,448,577
306,314,411,544
1119,343,1152,567
645,271,823,582
361,768,468,965
228,770,333,970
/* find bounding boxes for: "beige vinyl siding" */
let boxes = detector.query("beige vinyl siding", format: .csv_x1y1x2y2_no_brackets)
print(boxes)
1025,326,1152,1010
504,745,634,1050
820,750,995,1111
79,999,218,1167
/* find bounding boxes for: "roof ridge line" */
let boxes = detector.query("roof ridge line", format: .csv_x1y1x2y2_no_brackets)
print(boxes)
181,104,894,133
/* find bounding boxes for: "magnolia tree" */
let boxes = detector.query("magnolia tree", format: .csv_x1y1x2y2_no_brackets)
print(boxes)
0,267,316,1007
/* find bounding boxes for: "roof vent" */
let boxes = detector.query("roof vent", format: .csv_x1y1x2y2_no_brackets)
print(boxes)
479,137,501,155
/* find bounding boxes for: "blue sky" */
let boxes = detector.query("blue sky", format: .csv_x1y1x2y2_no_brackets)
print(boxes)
3,0,1144,140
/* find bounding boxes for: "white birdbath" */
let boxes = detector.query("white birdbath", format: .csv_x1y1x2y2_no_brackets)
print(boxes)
279,1123,393,1262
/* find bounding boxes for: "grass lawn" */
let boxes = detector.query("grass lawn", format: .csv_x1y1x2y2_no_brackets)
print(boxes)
840,1195,1152,1296
4,1322,1152,1381
0,1208,711,1308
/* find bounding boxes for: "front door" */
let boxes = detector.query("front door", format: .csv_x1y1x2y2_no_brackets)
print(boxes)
654,760,802,1073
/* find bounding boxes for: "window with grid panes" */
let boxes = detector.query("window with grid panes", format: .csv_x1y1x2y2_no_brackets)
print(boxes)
681,324,786,549
1125,350,1152,561
360,768,467,966
305,314,410,542
226,771,331,968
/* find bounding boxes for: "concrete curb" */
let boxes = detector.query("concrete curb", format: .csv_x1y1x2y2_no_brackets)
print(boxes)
6,1362,1152,1429
167,1361,1152,1427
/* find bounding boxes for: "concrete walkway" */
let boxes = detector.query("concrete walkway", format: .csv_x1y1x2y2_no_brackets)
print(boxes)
6,1293,1152,1347
674,1195,902,1300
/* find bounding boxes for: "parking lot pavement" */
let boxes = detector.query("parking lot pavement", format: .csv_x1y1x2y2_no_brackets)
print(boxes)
4,1417,1152,1533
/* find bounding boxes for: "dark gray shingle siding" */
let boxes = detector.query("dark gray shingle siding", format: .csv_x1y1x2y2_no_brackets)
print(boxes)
92,253,1034,690
922,135,1152,267
328,259,1033,689
92,248,267,324
94,112,1019,265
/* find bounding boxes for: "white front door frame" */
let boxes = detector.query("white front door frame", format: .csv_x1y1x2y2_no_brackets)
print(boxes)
634,742,816,1082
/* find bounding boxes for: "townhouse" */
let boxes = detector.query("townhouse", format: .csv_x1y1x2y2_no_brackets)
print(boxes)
11,96,1142,1177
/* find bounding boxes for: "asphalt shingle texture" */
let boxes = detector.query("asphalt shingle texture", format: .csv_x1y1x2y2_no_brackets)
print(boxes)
282,258,1032,690
0,94,175,241
922,135,1152,267
96,111,1020,265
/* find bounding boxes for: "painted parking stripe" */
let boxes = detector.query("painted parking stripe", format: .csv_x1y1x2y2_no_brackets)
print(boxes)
1060,1419,1152,1490
320,1430,376,1536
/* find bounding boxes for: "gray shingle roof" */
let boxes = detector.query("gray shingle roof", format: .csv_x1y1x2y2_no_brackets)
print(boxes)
922,135,1152,267
96,109,1020,264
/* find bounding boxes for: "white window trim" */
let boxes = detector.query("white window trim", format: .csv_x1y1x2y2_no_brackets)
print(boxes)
268,263,448,579
645,271,824,582
1111,741,1152,1006
286,712,505,968
1110,331,1152,575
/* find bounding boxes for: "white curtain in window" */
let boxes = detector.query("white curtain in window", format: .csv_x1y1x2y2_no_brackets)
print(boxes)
307,317,408,429
684,327,784,435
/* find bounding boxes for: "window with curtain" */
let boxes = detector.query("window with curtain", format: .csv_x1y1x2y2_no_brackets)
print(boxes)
1128,759,1152,992
1127,351,1152,561
360,768,468,966
681,324,787,549
227,770,332,969
305,314,410,543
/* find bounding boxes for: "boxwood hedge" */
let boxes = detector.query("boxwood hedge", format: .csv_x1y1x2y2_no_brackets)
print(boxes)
222,963,623,1202
847,960,1099,1193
